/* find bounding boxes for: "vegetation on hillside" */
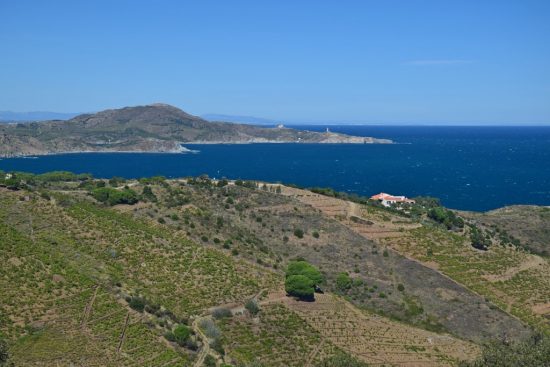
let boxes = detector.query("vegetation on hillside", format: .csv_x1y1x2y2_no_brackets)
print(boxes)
2,171,548,366
460,333,550,367
285,261,323,301
0,104,390,157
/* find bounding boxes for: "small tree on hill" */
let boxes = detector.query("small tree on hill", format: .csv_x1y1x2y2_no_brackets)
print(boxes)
335,272,352,292
142,185,157,202
286,261,323,285
470,225,491,251
285,260,323,301
245,299,260,316
285,275,315,300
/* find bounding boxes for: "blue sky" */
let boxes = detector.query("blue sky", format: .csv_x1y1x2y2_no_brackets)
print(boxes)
1,0,549,124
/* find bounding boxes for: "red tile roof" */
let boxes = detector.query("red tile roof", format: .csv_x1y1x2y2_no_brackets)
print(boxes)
370,192,415,203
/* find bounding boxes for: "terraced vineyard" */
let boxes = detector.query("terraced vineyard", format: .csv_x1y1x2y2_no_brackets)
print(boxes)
282,293,478,366
65,202,280,316
1,177,548,366
219,302,339,366
0,214,189,366
283,186,550,334
0,187,279,365
391,226,550,332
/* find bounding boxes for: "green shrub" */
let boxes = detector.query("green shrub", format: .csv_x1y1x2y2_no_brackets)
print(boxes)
212,308,233,319
91,187,138,206
139,176,166,185
293,228,304,238
335,272,352,292
428,207,464,229
173,324,191,345
204,355,216,367
245,299,260,316
317,352,369,367
285,275,314,300
470,225,491,251
108,176,126,186
199,319,221,339
128,296,146,312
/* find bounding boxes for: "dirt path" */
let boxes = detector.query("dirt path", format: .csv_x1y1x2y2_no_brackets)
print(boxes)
81,285,99,329
117,312,131,353
192,317,211,367
276,185,532,334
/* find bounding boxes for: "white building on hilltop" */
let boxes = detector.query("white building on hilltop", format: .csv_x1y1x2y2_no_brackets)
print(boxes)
370,192,415,207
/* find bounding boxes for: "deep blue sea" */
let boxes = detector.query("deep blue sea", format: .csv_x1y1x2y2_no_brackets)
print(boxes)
1,126,549,211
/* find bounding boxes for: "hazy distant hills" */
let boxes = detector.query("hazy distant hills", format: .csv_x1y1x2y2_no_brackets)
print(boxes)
0,110,80,122
0,103,391,157
201,113,278,125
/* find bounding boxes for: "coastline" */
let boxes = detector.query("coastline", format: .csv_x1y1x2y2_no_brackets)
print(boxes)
0,138,392,158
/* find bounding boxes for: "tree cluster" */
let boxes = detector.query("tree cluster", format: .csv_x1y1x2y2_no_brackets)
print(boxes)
91,187,139,206
285,260,323,301
427,206,464,230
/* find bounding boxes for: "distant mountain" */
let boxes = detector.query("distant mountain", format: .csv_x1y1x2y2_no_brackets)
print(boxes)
0,103,391,157
0,111,80,122
201,114,278,125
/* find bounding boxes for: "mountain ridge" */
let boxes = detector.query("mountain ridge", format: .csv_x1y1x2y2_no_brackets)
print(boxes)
0,103,391,157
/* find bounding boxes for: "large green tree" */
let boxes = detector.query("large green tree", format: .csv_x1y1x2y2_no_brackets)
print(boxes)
285,261,323,285
285,275,315,300
285,261,323,300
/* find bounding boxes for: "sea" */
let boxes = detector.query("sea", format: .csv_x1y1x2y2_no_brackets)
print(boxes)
1,125,549,212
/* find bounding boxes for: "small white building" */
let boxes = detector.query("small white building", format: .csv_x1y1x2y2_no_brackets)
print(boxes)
371,192,415,207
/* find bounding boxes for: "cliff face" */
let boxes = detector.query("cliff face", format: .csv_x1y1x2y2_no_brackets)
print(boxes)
0,103,392,157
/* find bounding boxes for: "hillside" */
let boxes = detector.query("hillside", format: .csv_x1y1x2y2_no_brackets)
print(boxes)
1,171,549,366
460,206,550,257
0,104,391,157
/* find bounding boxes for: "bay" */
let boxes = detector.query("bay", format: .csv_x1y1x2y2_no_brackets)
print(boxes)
1,125,549,211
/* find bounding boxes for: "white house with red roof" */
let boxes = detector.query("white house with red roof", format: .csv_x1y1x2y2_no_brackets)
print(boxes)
370,192,415,207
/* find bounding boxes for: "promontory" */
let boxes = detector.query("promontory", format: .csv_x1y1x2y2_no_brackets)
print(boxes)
0,103,392,157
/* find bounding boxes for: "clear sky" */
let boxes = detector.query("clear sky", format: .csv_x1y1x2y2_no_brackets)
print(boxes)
1,0,549,124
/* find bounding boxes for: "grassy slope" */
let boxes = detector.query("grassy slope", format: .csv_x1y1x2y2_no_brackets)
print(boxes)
0,188,279,366
461,205,550,257
3,177,548,366
135,181,532,343
280,188,550,335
